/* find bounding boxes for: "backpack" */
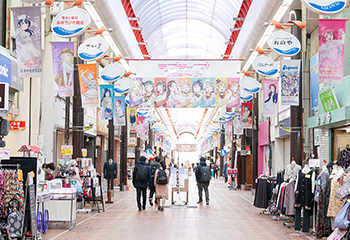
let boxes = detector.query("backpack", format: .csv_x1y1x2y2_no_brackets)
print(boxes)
135,164,148,182
156,169,168,185
150,164,159,178
200,166,211,182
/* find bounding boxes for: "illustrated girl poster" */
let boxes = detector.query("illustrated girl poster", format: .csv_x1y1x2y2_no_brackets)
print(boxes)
154,133,163,147
141,79,155,108
280,60,300,106
78,64,99,108
203,78,215,108
127,77,143,108
241,103,253,129
166,78,180,108
234,108,243,135
127,107,137,133
225,121,233,144
12,7,43,77
178,78,192,108
212,133,219,148
114,96,126,125
263,79,278,117
154,78,167,108
52,42,74,97
226,78,240,108
191,78,204,108
137,116,148,139
100,85,114,119
319,19,346,84
215,78,228,107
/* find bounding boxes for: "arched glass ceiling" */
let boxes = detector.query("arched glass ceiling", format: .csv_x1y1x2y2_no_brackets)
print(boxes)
130,0,243,59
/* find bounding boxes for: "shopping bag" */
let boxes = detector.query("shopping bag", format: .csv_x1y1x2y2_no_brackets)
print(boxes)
334,202,350,229
327,228,347,240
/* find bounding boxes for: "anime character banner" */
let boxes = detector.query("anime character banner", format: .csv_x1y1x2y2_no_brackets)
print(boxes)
215,78,228,107
212,133,219,148
114,96,126,125
127,77,143,108
100,85,114,119
280,60,301,106
51,42,74,97
178,78,192,108
166,78,180,108
190,78,204,108
241,103,253,129
137,116,148,139
12,7,42,78
78,64,99,108
263,79,279,117
154,133,163,147
127,107,137,133
225,121,233,144
203,78,216,108
154,78,167,108
141,78,155,108
226,77,240,108
234,108,243,135
319,19,346,84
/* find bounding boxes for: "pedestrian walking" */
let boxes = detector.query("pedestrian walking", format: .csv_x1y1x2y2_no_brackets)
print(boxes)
213,164,219,179
223,158,229,183
154,160,169,211
149,156,160,206
195,157,211,205
132,156,151,211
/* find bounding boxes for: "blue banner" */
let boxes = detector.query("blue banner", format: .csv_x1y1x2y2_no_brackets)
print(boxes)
310,53,319,116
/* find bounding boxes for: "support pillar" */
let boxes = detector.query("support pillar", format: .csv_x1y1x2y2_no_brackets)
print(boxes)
135,137,141,161
252,92,259,189
220,126,224,176
120,125,128,191
241,130,246,190
108,119,114,160
73,57,84,159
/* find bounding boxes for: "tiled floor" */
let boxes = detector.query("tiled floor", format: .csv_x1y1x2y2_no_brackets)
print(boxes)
42,175,315,240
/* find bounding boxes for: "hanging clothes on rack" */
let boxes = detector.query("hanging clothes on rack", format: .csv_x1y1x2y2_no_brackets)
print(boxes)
253,177,277,209
283,180,296,216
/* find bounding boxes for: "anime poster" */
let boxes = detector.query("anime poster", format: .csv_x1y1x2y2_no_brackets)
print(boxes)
191,78,204,108
78,64,99,108
241,103,253,129
280,60,300,106
215,78,228,107
154,78,167,108
263,79,279,117
100,85,114,119
319,19,346,84
226,77,240,108
137,116,148,139
127,107,137,133
212,133,219,148
141,78,155,108
234,108,243,135
203,78,216,108
166,78,180,108
12,7,42,78
208,136,213,149
263,146,270,176
154,133,163,147
178,78,192,108
310,54,319,116
127,77,143,108
52,42,74,97
225,121,233,144
114,96,126,125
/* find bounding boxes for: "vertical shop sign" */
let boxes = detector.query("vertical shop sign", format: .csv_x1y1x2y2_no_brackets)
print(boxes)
12,7,42,78
241,103,253,129
310,53,319,116
114,96,126,126
100,84,114,120
127,107,137,133
263,79,279,117
319,88,340,112
234,108,243,135
51,42,74,97
280,59,301,106
78,64,99,108
318,19,346,84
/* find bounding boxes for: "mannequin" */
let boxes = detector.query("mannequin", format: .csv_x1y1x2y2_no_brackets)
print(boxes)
284,158,301,181
103,158,118,203
340,144,350,169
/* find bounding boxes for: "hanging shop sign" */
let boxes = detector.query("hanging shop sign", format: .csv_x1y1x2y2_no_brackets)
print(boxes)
239,77,261,93
301,0,346,15
51,8,91,38
61,145,73,155
267,31,301,57
240,89,253,101
78,37,109,61
252,56,278,76
128,137,137,147
114,77,134,94
101,63,125,82
319,88,340,113
9,121,25,131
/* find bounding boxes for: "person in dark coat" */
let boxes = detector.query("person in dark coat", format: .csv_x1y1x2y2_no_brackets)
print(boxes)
195,157,210,205
133,156,151,211
149,156,161,206
103,159,118,192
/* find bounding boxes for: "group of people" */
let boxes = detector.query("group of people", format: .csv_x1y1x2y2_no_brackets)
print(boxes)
42,163,56,181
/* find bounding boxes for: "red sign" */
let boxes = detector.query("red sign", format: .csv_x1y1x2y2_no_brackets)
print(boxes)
10,121,25,131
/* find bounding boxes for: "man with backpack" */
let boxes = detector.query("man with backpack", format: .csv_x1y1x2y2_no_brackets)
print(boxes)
195,157,211,205
149,156,160,206
133,156,151,211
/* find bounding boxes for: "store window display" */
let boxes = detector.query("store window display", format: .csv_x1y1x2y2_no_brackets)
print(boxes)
284,158,301,182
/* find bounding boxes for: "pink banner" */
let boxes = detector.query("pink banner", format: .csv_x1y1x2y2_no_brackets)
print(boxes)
319,19,346,84
263,79,278,117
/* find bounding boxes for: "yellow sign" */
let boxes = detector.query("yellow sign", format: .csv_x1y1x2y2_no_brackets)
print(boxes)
82,148,87,157
61,145,73,155
128,137,137,147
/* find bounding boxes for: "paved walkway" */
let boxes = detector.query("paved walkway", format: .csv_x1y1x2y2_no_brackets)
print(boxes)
42,175,315,240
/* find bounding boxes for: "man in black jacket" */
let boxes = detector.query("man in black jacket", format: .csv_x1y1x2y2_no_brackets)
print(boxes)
195,157,211,205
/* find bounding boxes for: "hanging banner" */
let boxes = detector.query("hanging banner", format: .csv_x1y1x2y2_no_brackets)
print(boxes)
127,77,143,108
51,42,74,97
101,63,125,82
78,64,99,108
252,56,278,76
154,133,163,147
227,77,240,108
234,108,243,135
301,0,347,15
137,116,148,139
78,37,109,61
127,107,137,133
141,78,155,108
215,78,228,107
310,53,319,116
100,85,114,119
12,7,42,78
225,121,233,144
203,78,216,108
241,103,253,129
114,96,126,125
263,146,270,176
267,31,301,57
212,133,219,148
263,79,279,117
154,78,167,107
166,78,180,108
190,78,203,108
178,78,192,108
280,59,301,106
319,19,346,84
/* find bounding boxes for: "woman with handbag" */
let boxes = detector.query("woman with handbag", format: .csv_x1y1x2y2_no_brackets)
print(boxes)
154,161,170,211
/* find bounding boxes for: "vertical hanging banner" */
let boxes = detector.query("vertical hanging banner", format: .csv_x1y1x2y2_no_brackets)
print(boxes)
137,116,148,139
141,78,155,108
212,133,219,148
310,53,319,116
280,59,301,106
241,103,253,129
178,78,192,108
319,19,346,84
191,78,203,108
100,85,114,119
114,96,126,125
227,77,240,108
12,7,42,78
167,78,180,108
127,107,137,133
203,78,216,108
234,108,243,135
127,77,143,108
225,121,233,144
154,78,167,107
215,78,228,107
51,42,74,97
154,133,163,147
78,64,99,108
263,79,279,117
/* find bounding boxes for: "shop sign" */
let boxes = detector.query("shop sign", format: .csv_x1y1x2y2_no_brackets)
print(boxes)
9,121,25,131
128,137,137,147
101,63,125,82
267,31,301,57
0,147,10,160
0,54,11,85
239,77,261,93
78,37,109,61
81,148,87,157
314,129,321,146
51,8,91,38
61,145,73,155
114,77,134,94
252,56,278,76
301,0,346,15
240,89,253,101
309,159,321,167
319,88,339,112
